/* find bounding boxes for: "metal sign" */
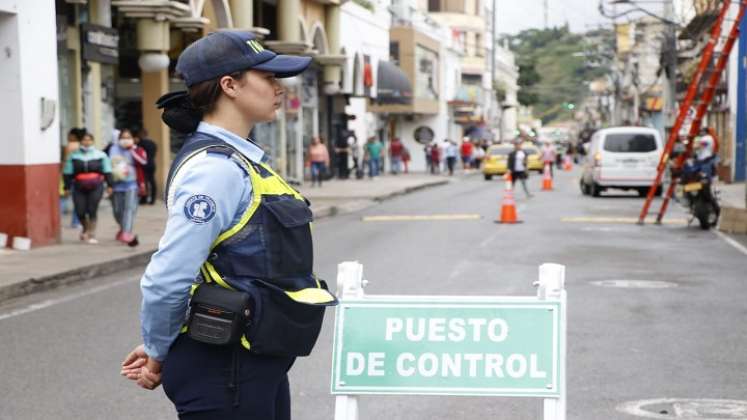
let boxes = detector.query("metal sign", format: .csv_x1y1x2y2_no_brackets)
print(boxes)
80,23,119,64
331,297,562,397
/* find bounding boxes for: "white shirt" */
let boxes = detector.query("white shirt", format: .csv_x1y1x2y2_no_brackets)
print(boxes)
514,150,526,171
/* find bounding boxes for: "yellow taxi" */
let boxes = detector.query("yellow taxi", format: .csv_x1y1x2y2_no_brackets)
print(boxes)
522,143,545,172
482,144,513,180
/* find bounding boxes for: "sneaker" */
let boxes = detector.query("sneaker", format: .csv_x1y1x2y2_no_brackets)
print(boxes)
87,237,99,245
115,230,123,241
127,235,139,247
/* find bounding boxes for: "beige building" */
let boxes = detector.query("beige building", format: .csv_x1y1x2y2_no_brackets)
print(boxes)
56,0,347,192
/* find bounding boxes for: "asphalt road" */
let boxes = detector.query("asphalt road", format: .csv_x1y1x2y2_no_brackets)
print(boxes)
1,168,746,420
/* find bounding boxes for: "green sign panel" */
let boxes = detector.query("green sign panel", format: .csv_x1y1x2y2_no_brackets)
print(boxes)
331,298,562,397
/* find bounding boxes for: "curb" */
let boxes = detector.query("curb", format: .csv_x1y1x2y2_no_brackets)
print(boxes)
0,179,451,304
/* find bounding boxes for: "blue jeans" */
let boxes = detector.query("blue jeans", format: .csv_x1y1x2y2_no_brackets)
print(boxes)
310,161,326,186
390,156,402,174
368,158,380,178
112,189,139,233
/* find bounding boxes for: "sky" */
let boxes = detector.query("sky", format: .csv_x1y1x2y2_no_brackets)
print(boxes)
496,0,664,35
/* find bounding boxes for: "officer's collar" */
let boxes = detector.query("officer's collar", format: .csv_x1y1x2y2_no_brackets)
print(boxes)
196,121,266,164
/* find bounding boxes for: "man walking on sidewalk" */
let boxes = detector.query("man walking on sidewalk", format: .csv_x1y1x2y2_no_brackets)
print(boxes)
508,141,533,198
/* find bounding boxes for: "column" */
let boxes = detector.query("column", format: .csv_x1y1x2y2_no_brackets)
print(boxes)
277,0,300,42
137,18,171,197
229,0,253,29
0,0,61,247
323,4,342,93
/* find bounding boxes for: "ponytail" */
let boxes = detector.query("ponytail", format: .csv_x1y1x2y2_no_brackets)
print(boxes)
155,91,203,134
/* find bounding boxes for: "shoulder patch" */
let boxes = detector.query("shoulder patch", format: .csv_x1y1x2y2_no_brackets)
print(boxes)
184,194,217,224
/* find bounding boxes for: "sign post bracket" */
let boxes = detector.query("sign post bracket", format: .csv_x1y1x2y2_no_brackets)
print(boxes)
536,263,567,420
334,261,366,420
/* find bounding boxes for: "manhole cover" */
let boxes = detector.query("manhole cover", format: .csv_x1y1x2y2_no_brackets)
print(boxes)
590,280,678,289
617,398,747,419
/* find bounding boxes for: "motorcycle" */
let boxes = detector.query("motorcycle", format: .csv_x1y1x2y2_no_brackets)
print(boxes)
678,159,720,230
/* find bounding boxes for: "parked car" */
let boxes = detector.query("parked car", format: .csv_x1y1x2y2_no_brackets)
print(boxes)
482,144,512,180
580,127,663,197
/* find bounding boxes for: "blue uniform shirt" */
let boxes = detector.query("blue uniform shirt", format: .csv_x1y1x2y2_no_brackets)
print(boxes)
140,121,265,361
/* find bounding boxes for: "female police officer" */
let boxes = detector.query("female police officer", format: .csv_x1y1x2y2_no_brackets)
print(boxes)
120,31,337,420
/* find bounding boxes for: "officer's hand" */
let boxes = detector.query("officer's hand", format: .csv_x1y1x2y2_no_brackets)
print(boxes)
136,359,162,390
121,344,148,380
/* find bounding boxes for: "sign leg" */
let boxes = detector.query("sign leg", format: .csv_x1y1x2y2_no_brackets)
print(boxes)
334,395,359,420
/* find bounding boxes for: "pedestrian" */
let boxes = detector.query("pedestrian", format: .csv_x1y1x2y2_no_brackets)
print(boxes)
424,144,433,173
135,129,158,205
121,31,337,420
308,136,330,187
63,128,85,228
389,137,404,175
109,128,147,246
508,141,533,198
62,131,114,244
365,136,383,178
429,142,441,174
335,129,352,179
460,138,473,170
473,143,485,169
541,141,556,177
445,140,458,176
402,145,411,174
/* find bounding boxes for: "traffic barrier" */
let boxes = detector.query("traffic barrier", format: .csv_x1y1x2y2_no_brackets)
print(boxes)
332,261,568,420
542,164,553,191
0,232,7,248
11,236,31,251
562,156,572,172
496,172,520,224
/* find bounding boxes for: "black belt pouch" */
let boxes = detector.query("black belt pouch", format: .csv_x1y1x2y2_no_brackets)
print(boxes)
245,281,327,357
187,283,252,346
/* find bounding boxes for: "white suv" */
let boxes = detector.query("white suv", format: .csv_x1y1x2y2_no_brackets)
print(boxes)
580,127,663,197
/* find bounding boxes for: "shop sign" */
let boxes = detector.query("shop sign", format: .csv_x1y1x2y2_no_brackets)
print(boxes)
81,23,119,64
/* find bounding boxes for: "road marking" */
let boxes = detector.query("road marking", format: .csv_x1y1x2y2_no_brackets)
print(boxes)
590,280,678,289
617,398,747,419
0,276,136,322
362,214,482,222
713,230,747,257
561,216,688,225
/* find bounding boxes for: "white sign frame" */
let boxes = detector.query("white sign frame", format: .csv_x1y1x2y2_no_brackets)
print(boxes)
332,261,567,420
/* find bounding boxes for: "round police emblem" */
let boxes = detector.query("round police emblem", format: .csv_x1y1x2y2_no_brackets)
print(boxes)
184,195,217,224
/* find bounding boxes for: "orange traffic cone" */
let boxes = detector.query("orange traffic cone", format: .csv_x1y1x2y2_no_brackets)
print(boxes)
496,172,521,224
542,163,553,191
563,155,573,171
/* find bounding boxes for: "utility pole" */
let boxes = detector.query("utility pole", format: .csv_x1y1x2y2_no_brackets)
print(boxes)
544,0,549,29
493,0,500,141
663,0,677,131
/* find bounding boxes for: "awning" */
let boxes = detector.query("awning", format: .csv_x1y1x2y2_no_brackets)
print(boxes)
376,61,413,105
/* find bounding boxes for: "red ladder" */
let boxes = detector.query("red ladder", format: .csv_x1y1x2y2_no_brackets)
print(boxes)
638,0,747,224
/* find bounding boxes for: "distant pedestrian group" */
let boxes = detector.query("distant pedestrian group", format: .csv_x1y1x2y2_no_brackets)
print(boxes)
61,127,157,246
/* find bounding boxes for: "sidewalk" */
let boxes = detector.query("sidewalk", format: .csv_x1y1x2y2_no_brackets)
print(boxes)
719,182,747,234
0,173,451,302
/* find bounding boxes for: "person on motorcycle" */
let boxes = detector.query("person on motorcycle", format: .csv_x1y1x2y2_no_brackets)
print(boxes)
684,127,718,178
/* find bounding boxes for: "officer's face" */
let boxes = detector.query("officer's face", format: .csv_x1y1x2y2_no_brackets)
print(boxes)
234,70,284,123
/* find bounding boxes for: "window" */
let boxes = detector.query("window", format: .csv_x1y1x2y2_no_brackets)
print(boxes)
428,0,441,12
390,42,400,65
475,33,483,57
603,133,657,153
415,45,439,100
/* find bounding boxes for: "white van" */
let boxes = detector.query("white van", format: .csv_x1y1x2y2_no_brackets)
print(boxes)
580,127,663,197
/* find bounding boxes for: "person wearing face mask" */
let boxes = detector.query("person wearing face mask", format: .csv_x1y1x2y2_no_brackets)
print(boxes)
108,128,148,246
120,31,337,420
63,132,114,244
